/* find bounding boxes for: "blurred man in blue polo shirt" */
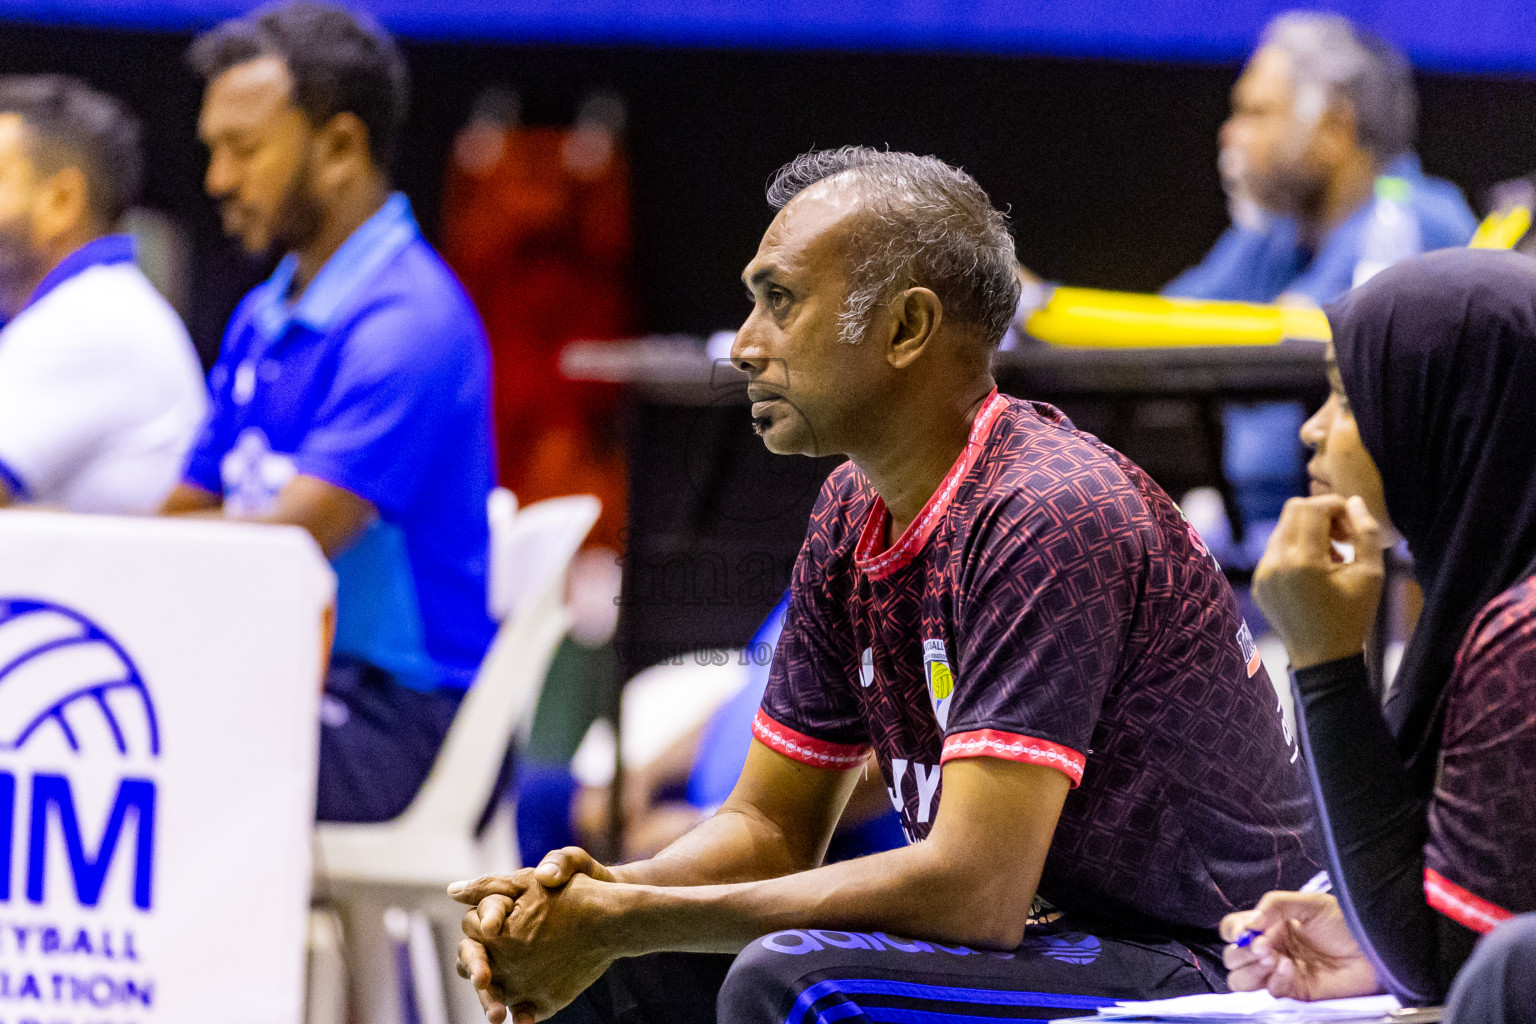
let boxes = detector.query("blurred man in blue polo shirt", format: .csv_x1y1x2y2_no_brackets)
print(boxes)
163,1,497,822
1164,12,1476,564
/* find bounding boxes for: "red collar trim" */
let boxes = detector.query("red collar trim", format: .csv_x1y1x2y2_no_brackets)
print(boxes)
854,389,1005,580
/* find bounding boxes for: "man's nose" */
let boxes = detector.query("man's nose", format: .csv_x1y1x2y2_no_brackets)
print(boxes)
731,313,770,373
204,152,236,199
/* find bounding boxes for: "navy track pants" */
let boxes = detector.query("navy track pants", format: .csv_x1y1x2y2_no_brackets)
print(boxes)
549,926,1227,1024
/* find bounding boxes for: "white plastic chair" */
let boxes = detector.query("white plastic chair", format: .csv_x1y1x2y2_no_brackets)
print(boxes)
312,492,600,1024
571,653,750,789
486,487,519,622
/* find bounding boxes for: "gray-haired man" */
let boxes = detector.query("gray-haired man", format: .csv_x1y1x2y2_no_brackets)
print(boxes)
451,147,1321,1024
1162,12,1479,570
1166,10,1476,305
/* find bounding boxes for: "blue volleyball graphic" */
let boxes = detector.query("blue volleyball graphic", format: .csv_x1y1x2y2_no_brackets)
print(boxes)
0,598,159,756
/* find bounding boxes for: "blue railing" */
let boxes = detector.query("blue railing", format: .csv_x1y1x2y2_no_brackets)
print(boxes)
2,0,1533,75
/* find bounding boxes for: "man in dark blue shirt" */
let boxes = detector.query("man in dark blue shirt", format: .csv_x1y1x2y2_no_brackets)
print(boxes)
164,1,497,822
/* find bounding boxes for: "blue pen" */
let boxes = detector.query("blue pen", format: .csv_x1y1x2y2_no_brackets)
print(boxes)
1233,871,1332,948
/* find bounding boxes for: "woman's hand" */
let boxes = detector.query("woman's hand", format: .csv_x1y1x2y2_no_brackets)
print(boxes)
1220,891,1380,1000
1253,495,1385,670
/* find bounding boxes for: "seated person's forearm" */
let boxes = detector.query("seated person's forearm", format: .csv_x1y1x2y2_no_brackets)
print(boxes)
597,838,1034,958
259,476,376,558
158,476,373,559
609,803,816,888
160,481,220,515
598,754,1055,952
1294,655,1446,1000
607,748,859,888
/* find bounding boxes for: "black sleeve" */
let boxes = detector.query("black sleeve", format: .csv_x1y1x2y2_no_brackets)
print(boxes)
1292,655,1479,1005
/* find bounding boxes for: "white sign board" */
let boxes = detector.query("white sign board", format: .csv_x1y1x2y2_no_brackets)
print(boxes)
0,510,334,1024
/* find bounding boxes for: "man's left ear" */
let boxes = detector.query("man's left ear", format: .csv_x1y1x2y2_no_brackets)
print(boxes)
316,111,373,186
35,165,91,242
1314,101,1360,165
887,286,942,370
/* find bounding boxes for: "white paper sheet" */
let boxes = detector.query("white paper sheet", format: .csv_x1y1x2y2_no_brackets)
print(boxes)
1095,990,1401,1022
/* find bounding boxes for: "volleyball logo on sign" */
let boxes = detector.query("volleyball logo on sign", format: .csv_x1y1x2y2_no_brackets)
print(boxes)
0,598,159,756
0,598,159,910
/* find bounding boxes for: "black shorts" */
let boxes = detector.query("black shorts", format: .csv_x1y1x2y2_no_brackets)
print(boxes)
551,923,1227,1024
315,657,464,822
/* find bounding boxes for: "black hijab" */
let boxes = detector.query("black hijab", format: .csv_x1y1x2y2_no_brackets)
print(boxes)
1325,248,1536,792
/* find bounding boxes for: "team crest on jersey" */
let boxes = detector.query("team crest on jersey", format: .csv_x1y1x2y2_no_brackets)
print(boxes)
923,639,953,729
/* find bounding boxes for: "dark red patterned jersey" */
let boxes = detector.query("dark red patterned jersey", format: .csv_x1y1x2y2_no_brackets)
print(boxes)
1424,577,1536,933
756,390,1321,932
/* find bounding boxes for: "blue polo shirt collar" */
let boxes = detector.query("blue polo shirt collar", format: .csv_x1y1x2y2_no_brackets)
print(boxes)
1382,153,1422,181
20,234,135,315
253,191,420,341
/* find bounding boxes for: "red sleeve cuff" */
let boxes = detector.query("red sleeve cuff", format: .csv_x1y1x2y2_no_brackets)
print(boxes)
751,710,870,769
941,729,1086,787
1425,867,1514,934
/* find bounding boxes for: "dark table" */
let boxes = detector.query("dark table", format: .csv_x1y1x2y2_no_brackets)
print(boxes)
563,334,1327,401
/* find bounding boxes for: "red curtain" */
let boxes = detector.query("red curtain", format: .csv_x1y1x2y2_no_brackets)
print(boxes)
442,118,634,550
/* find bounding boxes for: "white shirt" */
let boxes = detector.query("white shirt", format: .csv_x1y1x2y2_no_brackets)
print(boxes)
0,255,207,514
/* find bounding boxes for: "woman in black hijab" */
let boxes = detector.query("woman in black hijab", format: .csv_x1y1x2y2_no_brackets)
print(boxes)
1218,247,1536,1018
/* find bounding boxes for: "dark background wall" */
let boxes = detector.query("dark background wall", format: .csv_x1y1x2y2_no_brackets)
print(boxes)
1,22,1533,366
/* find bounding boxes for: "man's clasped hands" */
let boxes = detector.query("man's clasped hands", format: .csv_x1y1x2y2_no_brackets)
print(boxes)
450,848,623,1024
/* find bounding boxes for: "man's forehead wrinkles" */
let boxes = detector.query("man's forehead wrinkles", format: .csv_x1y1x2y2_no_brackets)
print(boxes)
744,233,794,282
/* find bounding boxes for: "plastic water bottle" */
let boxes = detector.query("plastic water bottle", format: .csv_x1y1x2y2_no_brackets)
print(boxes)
1353,176,1422,287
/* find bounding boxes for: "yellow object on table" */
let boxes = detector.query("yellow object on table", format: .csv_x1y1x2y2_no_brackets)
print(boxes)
1019,209,1531,354
1468,205,1531,250
1024,286,1331,349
